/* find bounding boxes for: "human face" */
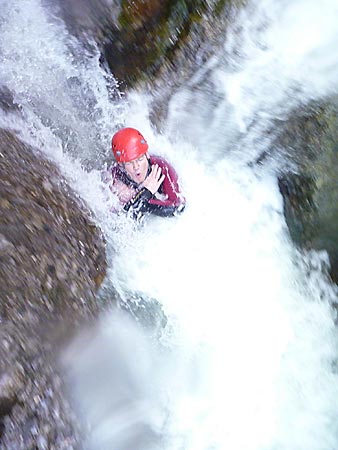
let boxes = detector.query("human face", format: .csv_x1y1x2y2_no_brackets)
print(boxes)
123,153,149,184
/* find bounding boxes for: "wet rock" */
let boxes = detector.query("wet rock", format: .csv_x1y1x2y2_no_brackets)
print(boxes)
57,0,121,42
57,0,241,90
276,102,338,284
102,0,241,89
0,234,15,257
0,128,108,448
0,86,20,112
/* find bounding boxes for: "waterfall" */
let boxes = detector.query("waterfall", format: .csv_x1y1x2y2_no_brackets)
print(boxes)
1,0,338,449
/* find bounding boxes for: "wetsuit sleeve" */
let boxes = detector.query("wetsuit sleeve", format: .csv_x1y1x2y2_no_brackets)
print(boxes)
143,201,184,217
123,187,153,219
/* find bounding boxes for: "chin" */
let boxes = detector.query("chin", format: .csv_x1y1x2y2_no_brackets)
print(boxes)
133,175,145,184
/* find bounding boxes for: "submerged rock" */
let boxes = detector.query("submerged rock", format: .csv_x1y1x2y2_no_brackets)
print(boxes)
0,129,107,448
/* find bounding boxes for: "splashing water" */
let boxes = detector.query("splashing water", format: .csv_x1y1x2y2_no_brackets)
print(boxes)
1,0,338,449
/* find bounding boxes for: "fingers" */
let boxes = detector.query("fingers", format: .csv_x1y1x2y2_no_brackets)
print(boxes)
142,165,165,194
150,164,160,178
150,164,163,182
158,174,165,185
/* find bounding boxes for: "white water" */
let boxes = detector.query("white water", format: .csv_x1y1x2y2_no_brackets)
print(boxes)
1,0,338,449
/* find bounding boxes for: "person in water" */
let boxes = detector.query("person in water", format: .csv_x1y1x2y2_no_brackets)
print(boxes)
109,127,185,219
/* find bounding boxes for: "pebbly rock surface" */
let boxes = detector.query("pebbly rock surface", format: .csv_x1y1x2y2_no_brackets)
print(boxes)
0,128,107,449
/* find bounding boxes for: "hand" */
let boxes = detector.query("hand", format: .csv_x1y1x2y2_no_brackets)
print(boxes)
142,164,165,195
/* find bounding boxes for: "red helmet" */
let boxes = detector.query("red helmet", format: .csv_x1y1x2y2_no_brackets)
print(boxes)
111,127,149,163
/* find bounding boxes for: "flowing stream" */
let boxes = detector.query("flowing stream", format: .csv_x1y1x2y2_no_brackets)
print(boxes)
1,0,338,449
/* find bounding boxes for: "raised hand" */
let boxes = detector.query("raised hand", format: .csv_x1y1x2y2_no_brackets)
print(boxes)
142,164,165,194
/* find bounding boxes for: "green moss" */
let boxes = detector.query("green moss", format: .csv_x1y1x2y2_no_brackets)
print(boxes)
118,0,133,29
215,0,246,15
215,0,230,14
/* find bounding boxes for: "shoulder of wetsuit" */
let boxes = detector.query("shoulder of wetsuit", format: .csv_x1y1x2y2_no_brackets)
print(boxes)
150,155,167,167
150,155,179,177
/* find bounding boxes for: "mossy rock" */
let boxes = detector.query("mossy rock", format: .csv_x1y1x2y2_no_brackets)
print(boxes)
103,0,241,87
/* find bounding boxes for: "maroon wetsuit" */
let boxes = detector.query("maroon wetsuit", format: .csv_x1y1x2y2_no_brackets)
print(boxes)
111,155,185,219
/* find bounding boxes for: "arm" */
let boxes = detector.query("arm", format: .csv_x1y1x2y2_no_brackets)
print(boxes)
111,167,153,219
123,187,153,214
110,160,185,219
123,165,166,218
146,157,185,216
125,160,185,218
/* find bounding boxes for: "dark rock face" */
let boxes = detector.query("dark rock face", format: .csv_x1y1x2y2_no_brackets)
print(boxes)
276,103,338,284
57,0,239,90
0,129,107,448
102,0,239,88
